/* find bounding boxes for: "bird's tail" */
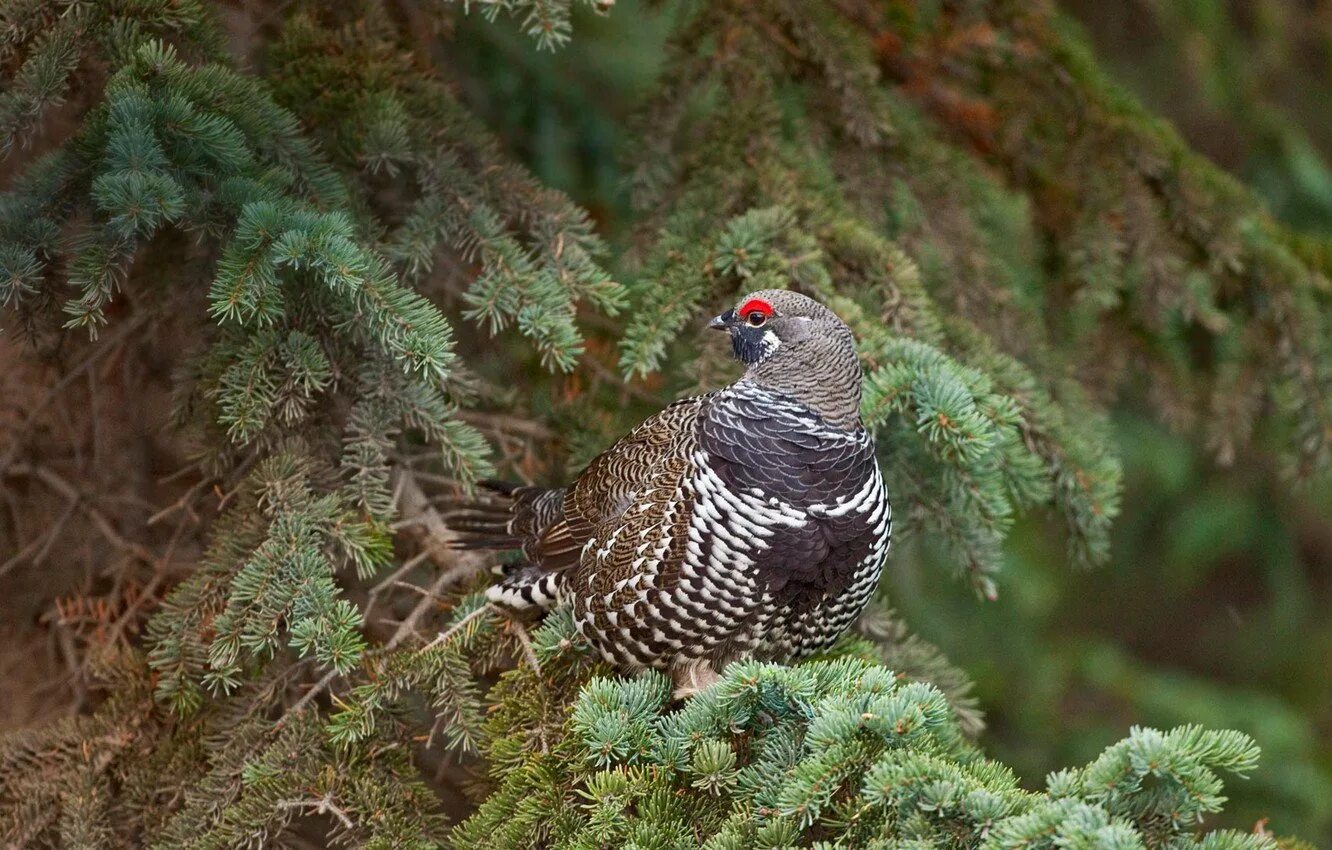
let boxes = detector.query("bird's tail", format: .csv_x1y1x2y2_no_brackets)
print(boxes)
442,480,527,551
443,480,568,613
443,480,564,551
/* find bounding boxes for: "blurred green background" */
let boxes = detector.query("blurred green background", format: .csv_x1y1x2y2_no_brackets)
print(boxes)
446,1,1332,843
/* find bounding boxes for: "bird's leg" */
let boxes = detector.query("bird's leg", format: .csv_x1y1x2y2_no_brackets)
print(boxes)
671,657,723,700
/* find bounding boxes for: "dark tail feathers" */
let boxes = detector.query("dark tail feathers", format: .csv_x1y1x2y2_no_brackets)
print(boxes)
443,480,565,554
442,480,521,551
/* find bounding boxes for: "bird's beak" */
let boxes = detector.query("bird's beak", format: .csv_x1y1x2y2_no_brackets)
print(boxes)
709,309,735,331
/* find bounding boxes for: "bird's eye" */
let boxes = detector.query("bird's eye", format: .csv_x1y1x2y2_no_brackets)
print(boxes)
746,310,767,327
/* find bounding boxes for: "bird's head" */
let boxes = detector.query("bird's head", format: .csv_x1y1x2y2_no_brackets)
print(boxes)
708,289,863,427
708,289,850,366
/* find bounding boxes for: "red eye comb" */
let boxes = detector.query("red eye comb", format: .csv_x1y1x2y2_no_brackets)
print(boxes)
738,298,773,317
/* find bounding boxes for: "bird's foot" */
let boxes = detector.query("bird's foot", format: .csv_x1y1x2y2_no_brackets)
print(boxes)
671,658,723,700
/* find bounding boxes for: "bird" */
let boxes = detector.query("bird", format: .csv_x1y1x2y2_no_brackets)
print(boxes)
448,290,891,694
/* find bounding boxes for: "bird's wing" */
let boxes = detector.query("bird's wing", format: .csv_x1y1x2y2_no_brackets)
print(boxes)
533,395,708,571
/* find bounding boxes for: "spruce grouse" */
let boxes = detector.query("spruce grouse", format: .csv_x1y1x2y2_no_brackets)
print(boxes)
450,290,891,692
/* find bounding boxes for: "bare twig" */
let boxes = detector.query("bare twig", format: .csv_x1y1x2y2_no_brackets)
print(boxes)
275,668,342,727
0,494,75,577
276,794,355,831
452,409,558,441
212,448,263,514
388,579,442,596
0,535,46,578
3,463,153,563
0,314,148,475
364,549,431,623
385,566,476,652
146,475,212,526
157,459,207,486
507,617,542,674
420,602,494,652
100,513,193,646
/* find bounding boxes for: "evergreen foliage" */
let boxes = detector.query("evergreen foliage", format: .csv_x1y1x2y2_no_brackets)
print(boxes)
453,615,1273,850
1,0,1328,847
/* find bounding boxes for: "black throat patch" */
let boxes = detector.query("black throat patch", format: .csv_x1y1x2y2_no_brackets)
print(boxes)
731,326,769,364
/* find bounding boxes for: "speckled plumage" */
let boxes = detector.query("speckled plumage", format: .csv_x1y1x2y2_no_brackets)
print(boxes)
451,291,891,680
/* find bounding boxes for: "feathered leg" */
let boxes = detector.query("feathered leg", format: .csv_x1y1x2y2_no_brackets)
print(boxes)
670,657,723,699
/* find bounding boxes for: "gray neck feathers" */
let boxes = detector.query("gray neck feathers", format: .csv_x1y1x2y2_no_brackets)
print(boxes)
746,321,863,429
